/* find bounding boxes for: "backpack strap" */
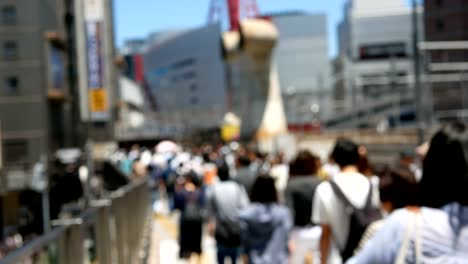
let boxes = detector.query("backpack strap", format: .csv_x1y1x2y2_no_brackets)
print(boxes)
329,179,373,210
329,180,356,210
364,179,374,209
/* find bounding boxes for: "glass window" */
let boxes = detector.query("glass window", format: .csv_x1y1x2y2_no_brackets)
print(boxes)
3,139,28,166
183,71,196,80
436,19,445,32
5,76,18,95
4,41,17,59
190,84,197,92
2,6,16,25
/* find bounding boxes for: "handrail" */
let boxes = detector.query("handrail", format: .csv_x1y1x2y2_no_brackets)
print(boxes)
0,226,67,264
0,178,152,264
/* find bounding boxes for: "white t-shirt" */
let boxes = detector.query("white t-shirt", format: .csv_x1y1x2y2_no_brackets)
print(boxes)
312,172,380,263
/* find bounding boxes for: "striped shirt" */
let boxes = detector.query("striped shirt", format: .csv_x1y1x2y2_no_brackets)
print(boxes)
348,203,468,264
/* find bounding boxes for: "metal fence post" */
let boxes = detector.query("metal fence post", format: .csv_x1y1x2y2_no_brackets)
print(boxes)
57,223,84,264
69,224,85,264
94,201,112,264
112,193,128,264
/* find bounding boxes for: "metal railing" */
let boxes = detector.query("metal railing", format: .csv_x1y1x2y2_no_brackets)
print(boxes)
0,178,152,264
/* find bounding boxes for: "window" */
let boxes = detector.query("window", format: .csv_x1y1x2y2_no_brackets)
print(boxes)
3,140,28,166
182,71,196,80
2,6,16,25
3,41,17,59
5,76,18,95
190,84,197,92
436,19,445,32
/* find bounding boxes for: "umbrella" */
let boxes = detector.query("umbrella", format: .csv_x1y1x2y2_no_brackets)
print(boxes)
156,140,178,154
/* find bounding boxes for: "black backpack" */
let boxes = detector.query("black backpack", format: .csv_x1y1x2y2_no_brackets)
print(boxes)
330,179,382,261
183,191,204,222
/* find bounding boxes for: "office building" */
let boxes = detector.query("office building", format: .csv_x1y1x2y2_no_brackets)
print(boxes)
331,0,422,129
0,0,72,191
269,12,332,126
424,0,468,119
143,24,226,132
0,0,118,190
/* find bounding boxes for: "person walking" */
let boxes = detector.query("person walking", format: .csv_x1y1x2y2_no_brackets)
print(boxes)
285,151,323,264
353,165,419,255
313,138,381,264
239,176,292,264
207,163,250,264
174,172,205,262
349,122,468,263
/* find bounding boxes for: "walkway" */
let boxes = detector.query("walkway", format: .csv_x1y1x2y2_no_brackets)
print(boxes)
148,212,217,263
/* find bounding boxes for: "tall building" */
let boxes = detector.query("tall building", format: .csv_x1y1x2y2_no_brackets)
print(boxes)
424,0,468,119
143,24,226,132
268,12,332,127
331,0,423,129
0,0,72,191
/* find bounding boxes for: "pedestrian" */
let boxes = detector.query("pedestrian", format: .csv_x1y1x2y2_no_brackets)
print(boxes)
269,152,289,202
239,176,292,264
207,163,250,264
313,138,381,264
174,172,205,262
397,149,422,182
349,122,468,263
353,165,419,255
285,150,323,264
235,155,256,196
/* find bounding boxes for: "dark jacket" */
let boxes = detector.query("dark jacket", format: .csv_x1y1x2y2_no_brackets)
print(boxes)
284,176,321,227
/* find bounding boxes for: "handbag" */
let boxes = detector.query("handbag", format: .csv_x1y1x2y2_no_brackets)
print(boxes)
394,209,422,264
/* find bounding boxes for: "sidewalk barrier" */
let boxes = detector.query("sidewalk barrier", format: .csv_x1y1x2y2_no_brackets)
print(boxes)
0,178,152,264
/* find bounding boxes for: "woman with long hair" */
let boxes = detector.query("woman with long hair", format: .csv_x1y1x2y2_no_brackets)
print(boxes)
239,176,292,264
350,122,468,263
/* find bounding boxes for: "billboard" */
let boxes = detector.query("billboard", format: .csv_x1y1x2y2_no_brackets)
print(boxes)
84,0,109,121
359,42,407,60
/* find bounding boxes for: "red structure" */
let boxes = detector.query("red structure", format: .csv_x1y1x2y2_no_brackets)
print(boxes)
208,0,259,31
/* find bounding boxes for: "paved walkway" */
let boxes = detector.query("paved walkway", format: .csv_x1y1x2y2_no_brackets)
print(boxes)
148,213,217,264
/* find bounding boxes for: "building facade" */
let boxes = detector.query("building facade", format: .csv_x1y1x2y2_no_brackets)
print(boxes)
143,24,226,132
269,12,332,126
0,0,73,191
332,0,422,129
424,0,468,119
0,0,117,188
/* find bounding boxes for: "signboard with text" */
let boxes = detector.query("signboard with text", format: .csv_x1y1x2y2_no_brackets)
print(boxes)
359,42,407,60
84,0,109,121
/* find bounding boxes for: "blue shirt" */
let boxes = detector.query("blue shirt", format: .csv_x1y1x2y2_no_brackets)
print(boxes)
349,203,468,264
239,204,292,264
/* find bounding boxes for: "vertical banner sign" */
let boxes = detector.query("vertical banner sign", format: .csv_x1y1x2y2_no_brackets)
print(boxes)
84,0,109,121
49,44,65,91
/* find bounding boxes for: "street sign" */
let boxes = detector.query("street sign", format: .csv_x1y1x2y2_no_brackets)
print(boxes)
89,89,108,112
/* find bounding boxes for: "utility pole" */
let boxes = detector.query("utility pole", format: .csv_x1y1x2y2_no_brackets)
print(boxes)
412,0,425,144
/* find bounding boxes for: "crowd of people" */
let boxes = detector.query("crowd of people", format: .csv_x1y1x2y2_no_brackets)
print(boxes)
112,121,468,264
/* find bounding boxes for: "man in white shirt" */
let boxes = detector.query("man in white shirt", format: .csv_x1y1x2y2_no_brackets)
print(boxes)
312,138,380,264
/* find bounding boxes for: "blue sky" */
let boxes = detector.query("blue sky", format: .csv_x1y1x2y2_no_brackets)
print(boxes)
114,0,347,58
